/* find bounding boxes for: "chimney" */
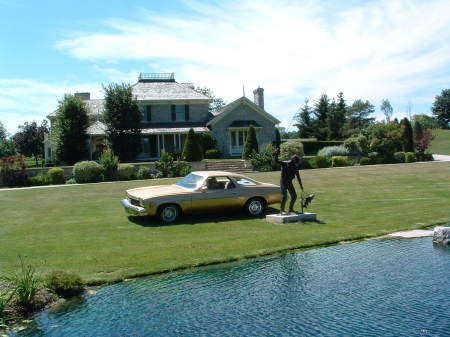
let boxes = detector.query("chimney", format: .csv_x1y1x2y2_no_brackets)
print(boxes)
253,87,264,109
75,92,91,101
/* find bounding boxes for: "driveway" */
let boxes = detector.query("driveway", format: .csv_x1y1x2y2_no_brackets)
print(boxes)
433,154,450,161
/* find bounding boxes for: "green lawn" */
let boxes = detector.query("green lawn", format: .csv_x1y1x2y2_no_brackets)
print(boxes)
1,162,449,284
429,129,450,155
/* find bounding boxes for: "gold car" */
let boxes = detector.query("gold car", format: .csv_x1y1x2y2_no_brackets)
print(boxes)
120,171,281,223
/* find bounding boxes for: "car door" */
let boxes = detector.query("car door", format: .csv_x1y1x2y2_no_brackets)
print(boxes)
190,176,242,212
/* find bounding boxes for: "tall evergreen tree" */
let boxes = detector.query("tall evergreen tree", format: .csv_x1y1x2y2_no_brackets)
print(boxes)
13,120,48,165
54,95,89,165
274,128,281,150
431,88,450,129
312,94,330,140
295,99,314,138
242,125,259,159
182,128,203,161
103,83,141,162
380,99,393,123
343,99,375,137
400,117,414,152
327,93,347,140
0,121,7,141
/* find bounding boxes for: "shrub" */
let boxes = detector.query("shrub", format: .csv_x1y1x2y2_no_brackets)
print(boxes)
117,164,135,180
311,156,330,168
405,152,416,163
28,173,51,186
331,156,348,167
0,156,27,187
100,148,119,181
45,271,84,298
172,161,191,177
368,152,382,164
197,133,217,153
359,157,371,165
156,151,191,178
394,152,405,163
301,140,344,155
317,145,349,157
250,144,280,172
4,259,40,311
417,153,433,162
73,161,103,183
169,151,182,160
204,149,221,159
182,128,203,161
136,166,152,179
48,167,65,184
343,135,369,155
298,157,313,170
279,140,305,160
242,125,259,159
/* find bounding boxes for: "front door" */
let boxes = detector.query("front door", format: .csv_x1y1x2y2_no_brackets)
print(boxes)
230,130,247,155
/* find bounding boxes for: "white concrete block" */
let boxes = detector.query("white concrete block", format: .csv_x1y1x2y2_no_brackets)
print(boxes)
266,212,317,224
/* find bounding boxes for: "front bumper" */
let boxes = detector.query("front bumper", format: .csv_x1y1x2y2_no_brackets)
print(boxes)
120,199,148,216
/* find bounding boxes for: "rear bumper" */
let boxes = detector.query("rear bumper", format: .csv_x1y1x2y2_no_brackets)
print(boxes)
120,199,148,216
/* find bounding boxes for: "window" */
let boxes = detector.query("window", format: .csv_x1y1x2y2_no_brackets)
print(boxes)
205,176,235,190
141,105,152,122
234,177,257,186
175,105,185,121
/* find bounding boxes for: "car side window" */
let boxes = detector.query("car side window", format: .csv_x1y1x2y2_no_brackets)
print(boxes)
206,177,235,190
234,177,257,186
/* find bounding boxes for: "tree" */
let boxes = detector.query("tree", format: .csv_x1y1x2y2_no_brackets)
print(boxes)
0,139,16,158
295,99,315,138
380,99,393,123
312,94,330,140
400,117,414,152
343,99,375,137
431,89,450,129
12,120,49,166
195,87,226,113
413,120,424,143
0,121,7,141
412,114,439,129
54,95,89,165
274,128,281,150
182,128,203,161
103,83,142,162
327,92,347,140
242,125,259,159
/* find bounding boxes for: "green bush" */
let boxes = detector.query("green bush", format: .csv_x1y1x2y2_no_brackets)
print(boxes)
45,271,84,298
311,156,330,168
359,157,371,165
298,157,313,170
301,140,344,155
242,125,259,160
343,135,369,155
136,166,152,179
169,151,182,160
155,151,191,178
117,164,135,180
368,152,382,164
416,153,434,162
48,167,65,184
405,152,416,163
317,145,349,157
28,173,51,186
73,161,103,183
204,149,221,159
280,140,304,160
331,156,348,167
182,128,203,161
394,152,405,163
250,144,279,172
172,161,191,177
100,148,119,181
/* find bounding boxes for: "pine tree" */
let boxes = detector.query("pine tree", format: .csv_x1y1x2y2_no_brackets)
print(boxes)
55,95,89,165
295,99,314,138
343,99,375,137
431,88,450,129
103,83,141,162
312,94,330,140
242,125,258,159
400,117,414,152
274,128,281,150
182,128,203,161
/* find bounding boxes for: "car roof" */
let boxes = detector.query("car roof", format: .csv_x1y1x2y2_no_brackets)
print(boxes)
192,171,245,178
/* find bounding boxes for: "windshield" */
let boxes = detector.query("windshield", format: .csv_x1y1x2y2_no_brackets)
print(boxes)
175,173,204,189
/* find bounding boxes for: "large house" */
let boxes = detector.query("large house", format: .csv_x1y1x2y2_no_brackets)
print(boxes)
45,73,280,161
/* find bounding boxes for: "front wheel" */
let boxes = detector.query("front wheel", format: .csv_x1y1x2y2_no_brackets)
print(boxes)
158,204,180,224
245,198,266,216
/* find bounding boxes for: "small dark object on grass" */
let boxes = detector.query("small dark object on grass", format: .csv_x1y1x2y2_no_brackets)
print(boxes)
46,271,84,298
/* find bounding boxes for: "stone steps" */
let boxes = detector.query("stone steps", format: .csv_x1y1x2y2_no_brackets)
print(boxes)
204,160,253,173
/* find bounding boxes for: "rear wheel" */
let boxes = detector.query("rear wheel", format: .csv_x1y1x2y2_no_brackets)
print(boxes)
158,204,180,223
245,198,266,216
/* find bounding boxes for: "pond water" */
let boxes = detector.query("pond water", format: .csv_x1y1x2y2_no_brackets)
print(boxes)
16,237,450,337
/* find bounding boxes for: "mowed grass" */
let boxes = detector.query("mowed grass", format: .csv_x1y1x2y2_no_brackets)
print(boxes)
429,129,450,155
1,162,449,284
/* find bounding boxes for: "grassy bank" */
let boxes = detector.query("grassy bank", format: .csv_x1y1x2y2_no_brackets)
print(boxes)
429,129,450,155
1,162,449,284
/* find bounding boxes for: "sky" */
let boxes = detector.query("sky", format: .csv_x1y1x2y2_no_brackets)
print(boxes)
1,0,450,134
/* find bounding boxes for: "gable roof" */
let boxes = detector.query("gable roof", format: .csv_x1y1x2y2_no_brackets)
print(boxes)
131,81,210,101
207,96,280,126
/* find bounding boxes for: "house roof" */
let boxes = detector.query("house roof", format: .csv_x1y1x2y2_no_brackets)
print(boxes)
131,81,210,101
87,121,107,136
207,96,280,126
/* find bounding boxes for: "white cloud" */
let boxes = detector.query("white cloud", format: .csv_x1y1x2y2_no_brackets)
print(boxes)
0,79,102,134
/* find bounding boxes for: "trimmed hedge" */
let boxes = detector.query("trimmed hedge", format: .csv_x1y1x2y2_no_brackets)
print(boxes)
405,152,416,163
117,164,135,180
359,157,371,165
311,156,331,168
205,149,221,159
48,167,65,184
73,161,103,183
301,140,344,155
331,156,349,167
394,152,405,163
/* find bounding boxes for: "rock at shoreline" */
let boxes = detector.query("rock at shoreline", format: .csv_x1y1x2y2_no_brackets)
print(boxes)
433,226,450,245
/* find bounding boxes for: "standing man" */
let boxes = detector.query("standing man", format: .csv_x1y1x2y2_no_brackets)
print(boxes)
279,154,303,214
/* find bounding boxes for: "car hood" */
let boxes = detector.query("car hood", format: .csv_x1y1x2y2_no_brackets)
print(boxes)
127,184,192,200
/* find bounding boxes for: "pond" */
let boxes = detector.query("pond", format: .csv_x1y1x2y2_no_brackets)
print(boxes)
16,237,450,336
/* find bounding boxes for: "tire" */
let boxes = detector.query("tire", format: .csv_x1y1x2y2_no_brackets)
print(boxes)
158,204,180,224
245,198,266,217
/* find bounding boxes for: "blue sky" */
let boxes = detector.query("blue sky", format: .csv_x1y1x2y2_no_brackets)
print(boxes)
1,0,450,134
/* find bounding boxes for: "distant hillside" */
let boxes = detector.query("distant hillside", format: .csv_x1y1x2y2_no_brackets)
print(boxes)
429,129,450,155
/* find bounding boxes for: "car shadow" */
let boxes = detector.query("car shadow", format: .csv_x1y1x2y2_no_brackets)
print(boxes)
128,206,281,227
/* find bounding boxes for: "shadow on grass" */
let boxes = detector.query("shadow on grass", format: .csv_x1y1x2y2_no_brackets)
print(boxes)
128,207,326,227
